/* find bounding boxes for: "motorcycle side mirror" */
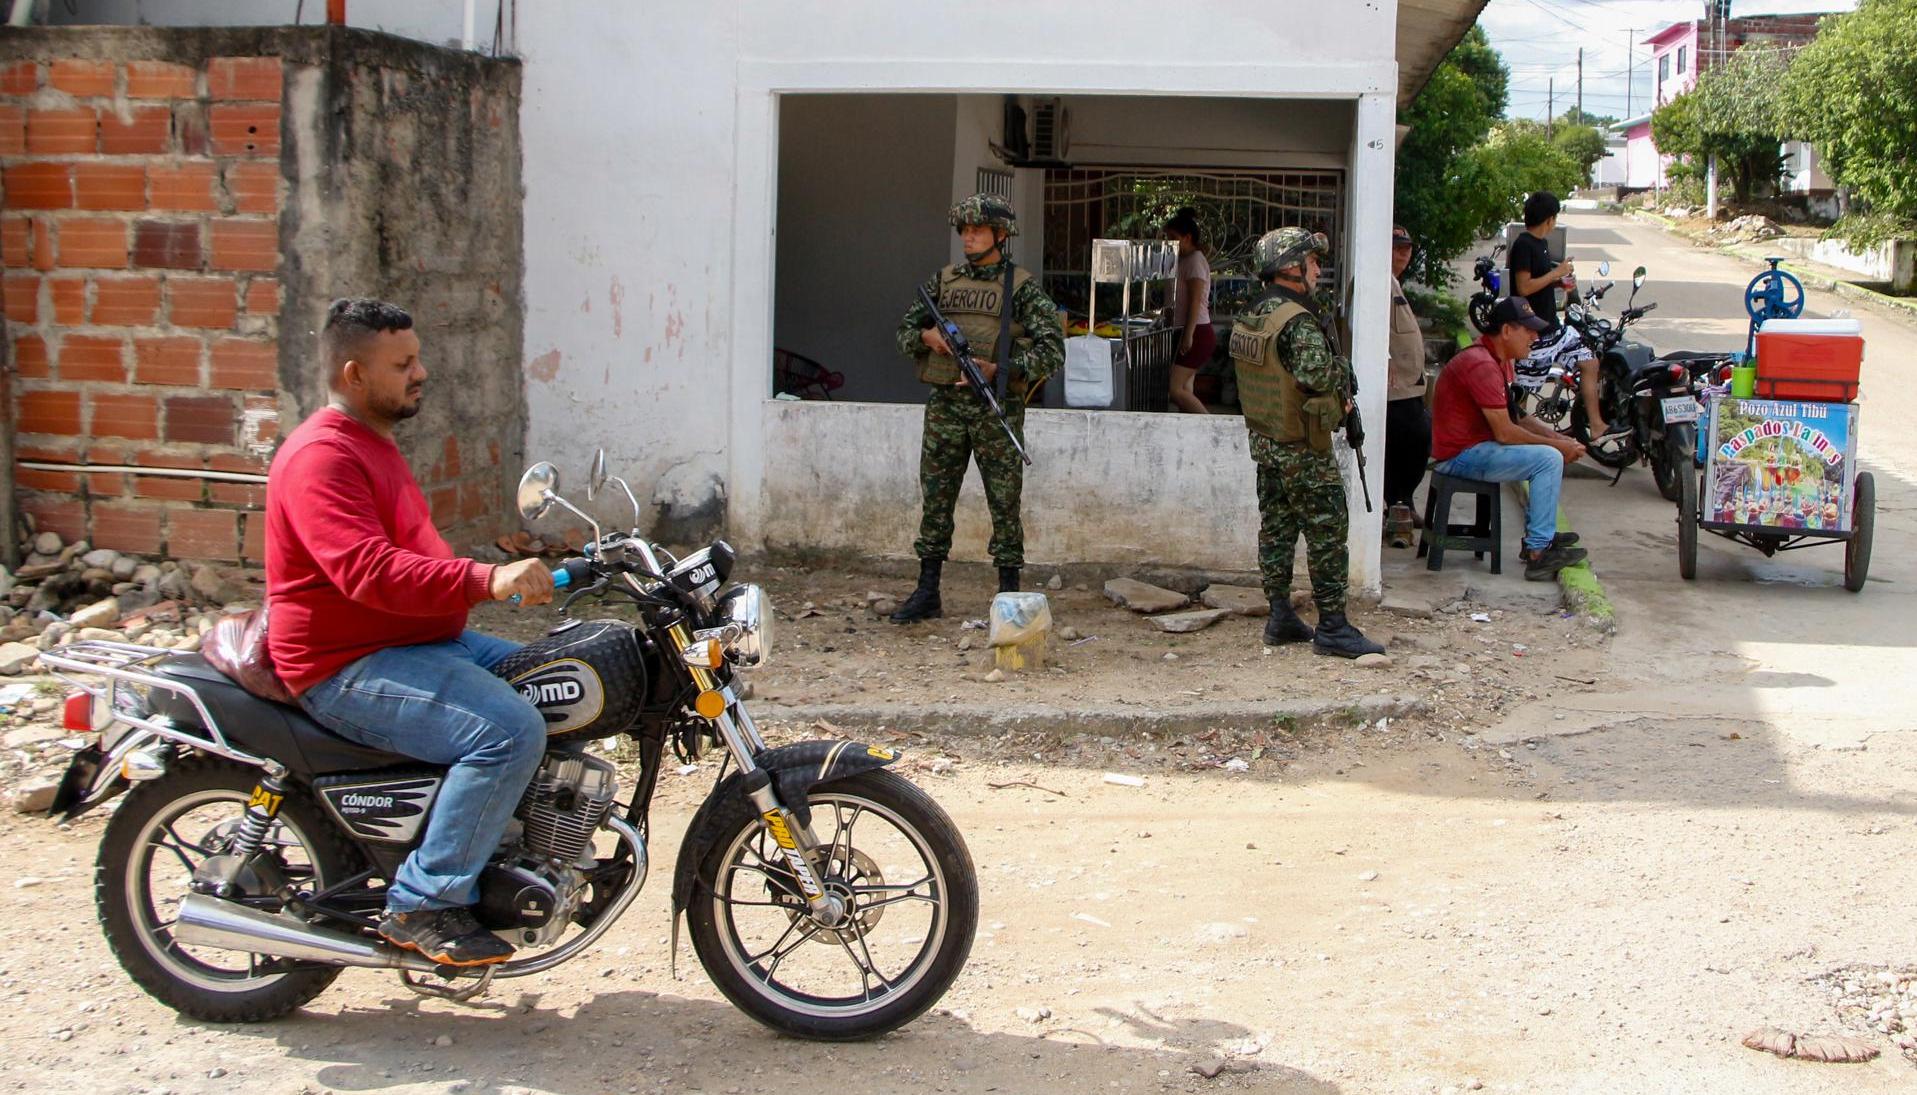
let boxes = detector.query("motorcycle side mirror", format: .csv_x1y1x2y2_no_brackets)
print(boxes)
518,462,560,521
1597,261,1611,278
587,449,608,501
1632,266,1647,291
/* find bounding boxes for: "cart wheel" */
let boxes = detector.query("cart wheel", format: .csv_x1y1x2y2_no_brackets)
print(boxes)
1678,467,1699,581
1844,472,1874,593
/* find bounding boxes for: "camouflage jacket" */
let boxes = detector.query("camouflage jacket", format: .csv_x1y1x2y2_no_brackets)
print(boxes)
896,260,1065,390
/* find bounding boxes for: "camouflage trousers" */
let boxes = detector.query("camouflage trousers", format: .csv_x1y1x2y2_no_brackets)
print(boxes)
913,386,1027,567
1251,434,1349,615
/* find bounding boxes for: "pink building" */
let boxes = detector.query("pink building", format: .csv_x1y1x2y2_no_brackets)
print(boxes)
1615,11,1832,194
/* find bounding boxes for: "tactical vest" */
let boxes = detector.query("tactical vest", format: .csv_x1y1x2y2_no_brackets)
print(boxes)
920,264,1033,394
1229,300,1315,446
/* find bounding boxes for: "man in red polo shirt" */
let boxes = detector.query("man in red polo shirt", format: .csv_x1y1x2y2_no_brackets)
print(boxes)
267,298,554,967
1430,297,1590,581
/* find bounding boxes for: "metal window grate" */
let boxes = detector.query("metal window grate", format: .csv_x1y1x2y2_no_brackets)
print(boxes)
975,167,1014,199
1042,167,1344,318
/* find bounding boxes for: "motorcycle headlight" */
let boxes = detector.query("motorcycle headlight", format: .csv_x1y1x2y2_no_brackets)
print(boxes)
717,584,771,668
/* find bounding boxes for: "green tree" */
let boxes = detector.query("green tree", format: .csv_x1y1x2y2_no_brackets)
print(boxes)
1651,45,1792,204
1393,26,1508,285
1561,107,1618,128
1473,124,1584,214
1552,124,1609,182
1785,0,1917,241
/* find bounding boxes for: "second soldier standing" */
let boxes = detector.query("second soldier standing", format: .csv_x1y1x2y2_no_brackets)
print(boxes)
1228,227,1385,658
890,194,1063,623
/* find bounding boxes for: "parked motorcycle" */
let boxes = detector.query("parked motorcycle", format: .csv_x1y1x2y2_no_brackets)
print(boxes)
1466,242,1507,334
1568,267,1737,501
42,454,978,1039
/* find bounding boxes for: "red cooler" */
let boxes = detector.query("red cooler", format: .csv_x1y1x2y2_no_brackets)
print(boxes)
1754,317,1863,402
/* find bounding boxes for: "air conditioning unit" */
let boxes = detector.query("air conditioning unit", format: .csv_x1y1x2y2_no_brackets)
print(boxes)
1030,98,1070,163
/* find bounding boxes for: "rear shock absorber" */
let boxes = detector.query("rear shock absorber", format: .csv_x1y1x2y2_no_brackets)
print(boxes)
223,763,292,887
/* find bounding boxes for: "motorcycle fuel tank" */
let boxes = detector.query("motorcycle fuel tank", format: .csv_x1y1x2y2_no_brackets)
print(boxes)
491,619,649,741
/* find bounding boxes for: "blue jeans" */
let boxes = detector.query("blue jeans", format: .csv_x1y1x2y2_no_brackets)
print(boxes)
299,630,545,913
1434,442,1564,551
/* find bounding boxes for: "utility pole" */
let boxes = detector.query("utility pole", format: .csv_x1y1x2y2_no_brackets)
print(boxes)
1548,77,1554,136
1576,48,1583,125
1626,28,1636,117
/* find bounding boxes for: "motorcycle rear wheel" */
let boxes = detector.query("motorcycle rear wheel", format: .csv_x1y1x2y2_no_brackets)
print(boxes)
97,757,358,1022
688,769,977,1040
1653,426,1694,503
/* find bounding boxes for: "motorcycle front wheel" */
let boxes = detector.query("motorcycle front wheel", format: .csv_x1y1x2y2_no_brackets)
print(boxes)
687,769,978,1040
96,757,359,1022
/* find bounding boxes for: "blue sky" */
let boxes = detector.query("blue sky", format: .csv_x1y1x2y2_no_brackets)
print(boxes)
1476,0,1858,123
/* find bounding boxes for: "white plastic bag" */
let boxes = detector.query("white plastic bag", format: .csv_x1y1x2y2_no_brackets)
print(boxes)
988,592,1052,648
1064,335,1115,408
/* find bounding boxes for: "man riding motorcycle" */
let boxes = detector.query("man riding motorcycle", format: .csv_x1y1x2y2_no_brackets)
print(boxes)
267,298,555,966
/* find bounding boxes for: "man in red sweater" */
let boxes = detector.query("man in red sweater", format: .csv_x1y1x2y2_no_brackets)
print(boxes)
267,298,553,966
1429,297,1590,582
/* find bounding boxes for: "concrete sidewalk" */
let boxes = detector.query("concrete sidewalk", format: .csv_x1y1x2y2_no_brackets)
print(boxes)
1377,469,1584,619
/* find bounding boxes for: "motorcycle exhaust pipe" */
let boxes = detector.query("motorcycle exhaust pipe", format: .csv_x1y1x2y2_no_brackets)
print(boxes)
174,892,443,973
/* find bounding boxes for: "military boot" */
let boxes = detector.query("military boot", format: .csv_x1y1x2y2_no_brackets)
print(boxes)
1262,599,1313,645
1311,611,1386,659
889,558,943,624
997,566,1020,594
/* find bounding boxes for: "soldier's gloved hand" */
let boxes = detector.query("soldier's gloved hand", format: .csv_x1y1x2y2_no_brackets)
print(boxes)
920,329,954,357
955,360,1001,387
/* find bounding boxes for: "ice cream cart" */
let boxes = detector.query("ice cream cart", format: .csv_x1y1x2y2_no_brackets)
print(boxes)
1677,301,1874,591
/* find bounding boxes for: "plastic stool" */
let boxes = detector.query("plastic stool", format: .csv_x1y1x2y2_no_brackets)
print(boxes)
1418,473,1502,574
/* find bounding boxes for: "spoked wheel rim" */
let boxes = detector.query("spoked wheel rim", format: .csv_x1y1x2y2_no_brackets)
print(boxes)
123,788,327,994
708,792,950,1020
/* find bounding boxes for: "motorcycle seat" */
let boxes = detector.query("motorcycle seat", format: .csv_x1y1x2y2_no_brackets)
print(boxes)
1658,350,1737,363
149,655,414,776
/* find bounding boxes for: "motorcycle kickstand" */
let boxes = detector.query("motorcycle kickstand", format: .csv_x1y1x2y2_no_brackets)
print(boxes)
398,965,495,1004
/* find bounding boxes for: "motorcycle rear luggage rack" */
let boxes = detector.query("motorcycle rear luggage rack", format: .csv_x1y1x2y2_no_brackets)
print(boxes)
40,640,266,767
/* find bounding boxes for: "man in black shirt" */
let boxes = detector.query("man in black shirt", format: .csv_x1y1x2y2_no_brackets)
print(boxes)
1508,190,1609,435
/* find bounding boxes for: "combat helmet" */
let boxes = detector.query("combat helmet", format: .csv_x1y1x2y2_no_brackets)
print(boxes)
1254,226,1329,281
949,193,1019,237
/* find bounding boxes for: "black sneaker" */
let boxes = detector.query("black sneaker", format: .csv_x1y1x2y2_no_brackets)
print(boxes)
1521,542,1589,582
1553,531,1580,548
379,907,515,967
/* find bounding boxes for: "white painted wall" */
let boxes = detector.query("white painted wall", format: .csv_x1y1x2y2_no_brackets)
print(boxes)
511,1,1400,587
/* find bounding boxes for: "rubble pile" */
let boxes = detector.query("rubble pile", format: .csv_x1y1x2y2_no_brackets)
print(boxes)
0,528,263,678
1709,214,1785,243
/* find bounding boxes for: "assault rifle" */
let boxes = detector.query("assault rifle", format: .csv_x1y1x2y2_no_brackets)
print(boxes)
1344,383,1373,513
916,286,1033,466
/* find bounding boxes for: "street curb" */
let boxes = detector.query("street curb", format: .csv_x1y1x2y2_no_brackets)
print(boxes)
1511,481,1616,633
1623,209,1917,326
752,693,1428,738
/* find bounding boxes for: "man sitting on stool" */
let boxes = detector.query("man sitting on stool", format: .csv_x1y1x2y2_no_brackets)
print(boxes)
1428,297,1590,582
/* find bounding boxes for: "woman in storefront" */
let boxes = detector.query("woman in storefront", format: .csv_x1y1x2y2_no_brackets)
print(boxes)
1165,207,1213,414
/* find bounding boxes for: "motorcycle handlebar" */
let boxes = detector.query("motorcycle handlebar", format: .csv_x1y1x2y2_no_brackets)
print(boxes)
507,557,589,605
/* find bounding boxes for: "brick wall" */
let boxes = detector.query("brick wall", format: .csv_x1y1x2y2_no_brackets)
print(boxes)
1,27,525,565
2,51,284,562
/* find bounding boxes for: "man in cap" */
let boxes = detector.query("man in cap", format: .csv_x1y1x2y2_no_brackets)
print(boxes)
1228,226,1385,658
889,194,1064,622
1429,295,1589,581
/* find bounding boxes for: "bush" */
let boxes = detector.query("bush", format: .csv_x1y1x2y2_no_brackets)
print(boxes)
1786,0,1917,234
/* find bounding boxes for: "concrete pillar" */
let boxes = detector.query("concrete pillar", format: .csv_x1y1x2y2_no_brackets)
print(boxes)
1706,153,1719,220
1343,91,1395,597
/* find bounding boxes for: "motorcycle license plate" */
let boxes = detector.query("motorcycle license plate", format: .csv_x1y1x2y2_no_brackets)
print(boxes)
1661,397,1701,425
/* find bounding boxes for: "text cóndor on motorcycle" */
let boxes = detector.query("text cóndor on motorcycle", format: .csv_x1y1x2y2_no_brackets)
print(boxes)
42,455,977,1039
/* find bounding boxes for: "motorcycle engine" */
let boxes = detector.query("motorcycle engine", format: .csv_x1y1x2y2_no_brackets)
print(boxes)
476,751,620,948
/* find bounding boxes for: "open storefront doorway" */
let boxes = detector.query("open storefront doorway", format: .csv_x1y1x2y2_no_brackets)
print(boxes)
771,92,1355,412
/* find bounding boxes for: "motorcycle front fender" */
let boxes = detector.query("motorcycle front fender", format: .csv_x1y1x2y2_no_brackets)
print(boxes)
670,738,901,917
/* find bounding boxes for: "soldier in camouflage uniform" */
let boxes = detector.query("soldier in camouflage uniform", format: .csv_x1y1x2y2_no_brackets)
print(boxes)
889,194,1064,623
1228,227,1384,658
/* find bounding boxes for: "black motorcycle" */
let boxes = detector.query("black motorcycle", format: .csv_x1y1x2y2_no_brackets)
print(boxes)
1567,267,1737,502
43,454,977,1039
1466,242,1507,334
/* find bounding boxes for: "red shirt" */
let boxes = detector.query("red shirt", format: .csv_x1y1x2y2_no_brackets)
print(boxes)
1431,336,1515,462
265,408,495,695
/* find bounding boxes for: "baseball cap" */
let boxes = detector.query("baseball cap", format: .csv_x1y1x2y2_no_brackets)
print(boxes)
1488,296,1550,332
1390,226,1413,246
